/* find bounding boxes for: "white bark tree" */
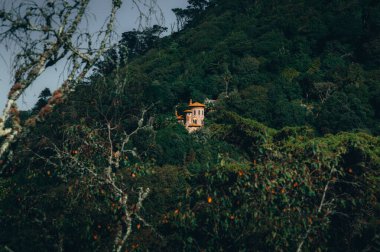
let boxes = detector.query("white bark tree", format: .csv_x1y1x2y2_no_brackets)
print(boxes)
31,104,157,251
0,0,158,164
0,0,120,161
0,1,160,249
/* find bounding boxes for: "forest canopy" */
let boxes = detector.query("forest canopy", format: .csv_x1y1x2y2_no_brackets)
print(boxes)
0,0,379,251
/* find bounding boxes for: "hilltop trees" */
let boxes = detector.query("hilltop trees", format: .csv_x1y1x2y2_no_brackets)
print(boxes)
32,88,52,114
135,0,380,134
172,0,210,30
121,25,168,59
0,0,379,251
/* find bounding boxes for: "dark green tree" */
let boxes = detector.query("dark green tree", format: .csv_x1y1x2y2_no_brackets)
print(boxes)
32,88,52,114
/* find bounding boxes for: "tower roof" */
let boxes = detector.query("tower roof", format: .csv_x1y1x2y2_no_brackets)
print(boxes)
189,102,206,108
184,110,192,113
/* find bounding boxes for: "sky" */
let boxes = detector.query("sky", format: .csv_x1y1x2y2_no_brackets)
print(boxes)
0,0,188,112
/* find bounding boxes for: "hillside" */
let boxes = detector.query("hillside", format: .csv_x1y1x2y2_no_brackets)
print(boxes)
1,0,380,251
101,0,380,134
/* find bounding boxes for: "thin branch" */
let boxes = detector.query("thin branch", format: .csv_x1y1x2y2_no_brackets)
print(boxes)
296,168,335,252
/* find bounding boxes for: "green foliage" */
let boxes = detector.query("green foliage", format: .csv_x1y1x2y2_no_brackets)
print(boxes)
96,0,380,134
1,0,380,251
316,91,374,134
155,123,191,165
163,121,380,251
31,87,51,114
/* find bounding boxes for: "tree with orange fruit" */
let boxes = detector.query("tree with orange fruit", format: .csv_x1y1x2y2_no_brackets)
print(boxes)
28,97,156,251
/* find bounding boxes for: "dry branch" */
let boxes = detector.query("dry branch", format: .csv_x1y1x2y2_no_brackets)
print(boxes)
0,0,121,162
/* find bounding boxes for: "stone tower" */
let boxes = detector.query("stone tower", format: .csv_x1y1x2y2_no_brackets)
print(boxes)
185,99,205,133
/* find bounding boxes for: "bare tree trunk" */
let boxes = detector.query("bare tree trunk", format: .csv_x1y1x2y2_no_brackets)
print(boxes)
0,0,121,162
32,102,156,251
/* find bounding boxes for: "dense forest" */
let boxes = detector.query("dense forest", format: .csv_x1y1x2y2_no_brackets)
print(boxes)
1,0,380,251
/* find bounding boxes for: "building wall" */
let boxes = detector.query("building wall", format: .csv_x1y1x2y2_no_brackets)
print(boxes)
185,112,192,127
187,126,200,133
182,100,206,132
190,107,205,126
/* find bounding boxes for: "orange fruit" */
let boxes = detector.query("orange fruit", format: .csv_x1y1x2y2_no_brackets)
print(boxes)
207,196,212,203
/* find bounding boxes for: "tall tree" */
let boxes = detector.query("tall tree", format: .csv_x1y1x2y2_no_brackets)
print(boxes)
0,0,157,163
32,88,52,114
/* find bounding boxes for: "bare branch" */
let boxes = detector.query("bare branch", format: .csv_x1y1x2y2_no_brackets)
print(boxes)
296,168,336,252
0,0,122,161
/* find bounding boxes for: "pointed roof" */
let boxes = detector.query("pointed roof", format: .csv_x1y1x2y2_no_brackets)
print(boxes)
189,102,206,108
188,99,206,108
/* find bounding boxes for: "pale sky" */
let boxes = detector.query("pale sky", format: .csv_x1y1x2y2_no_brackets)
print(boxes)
0,0,188,111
